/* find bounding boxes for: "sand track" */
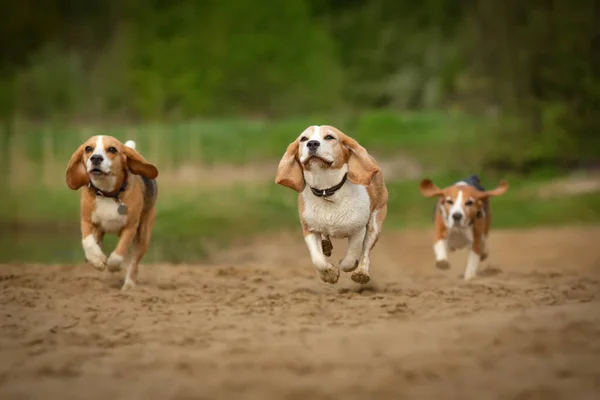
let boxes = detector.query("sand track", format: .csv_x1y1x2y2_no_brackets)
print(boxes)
1,227,600,399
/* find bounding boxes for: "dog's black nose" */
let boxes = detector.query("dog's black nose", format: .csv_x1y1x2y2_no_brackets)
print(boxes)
90,154,103,164
306,140,320,151
452,212,463,222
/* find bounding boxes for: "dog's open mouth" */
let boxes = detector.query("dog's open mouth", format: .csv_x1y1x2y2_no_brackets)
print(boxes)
89,168,107,176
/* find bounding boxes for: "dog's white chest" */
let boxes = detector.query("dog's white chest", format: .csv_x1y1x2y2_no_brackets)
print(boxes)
446,228,473,251
301,183,370,238
92,197,127,233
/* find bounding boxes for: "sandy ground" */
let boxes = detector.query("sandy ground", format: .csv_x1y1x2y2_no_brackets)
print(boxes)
1,227,600,400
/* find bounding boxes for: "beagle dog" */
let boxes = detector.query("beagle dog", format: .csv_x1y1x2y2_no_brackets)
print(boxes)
65,136,159,290
419,175,508,280
275,125,388,285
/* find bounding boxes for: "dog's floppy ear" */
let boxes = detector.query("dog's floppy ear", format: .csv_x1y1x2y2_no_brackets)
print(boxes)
65,144,89,190
122,146,159,179
419,179,444,198
475,180,509,199
336,130,379,186
275,139,304,192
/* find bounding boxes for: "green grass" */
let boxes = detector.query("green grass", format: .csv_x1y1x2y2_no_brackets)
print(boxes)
2,111,599,264
8,110,489,171
2,174,599,264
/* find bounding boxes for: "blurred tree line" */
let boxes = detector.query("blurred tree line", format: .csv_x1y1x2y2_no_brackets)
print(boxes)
1,0,598,162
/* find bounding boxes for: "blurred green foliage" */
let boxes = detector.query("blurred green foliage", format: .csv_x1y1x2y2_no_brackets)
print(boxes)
2,0,598,168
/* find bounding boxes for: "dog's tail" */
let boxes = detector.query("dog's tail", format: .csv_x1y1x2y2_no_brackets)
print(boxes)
125,140,136,150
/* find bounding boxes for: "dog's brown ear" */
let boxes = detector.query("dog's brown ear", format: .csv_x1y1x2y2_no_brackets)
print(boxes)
419,179,443,198
65,144,89,190
336,130,379,186
123,146,158,179
475,180,509,199
275,140,304,192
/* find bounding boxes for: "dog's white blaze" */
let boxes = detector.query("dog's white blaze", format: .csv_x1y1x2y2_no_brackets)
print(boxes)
464,250,480,280
82,234,105,269
301,168,370,239
87,135,117,192
92,197,128,233
125,140,136,149
299,125,335,164
448,189,465,227
434,239,448,261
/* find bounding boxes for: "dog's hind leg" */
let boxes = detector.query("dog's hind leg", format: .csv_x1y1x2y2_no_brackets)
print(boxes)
122,208,156,290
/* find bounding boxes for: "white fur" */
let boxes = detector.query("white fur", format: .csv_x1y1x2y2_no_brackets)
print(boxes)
122,277,136,290
82,235,106,270
125,140,136,149
304,233,331,271
434,239,448,261
301,168,370,239
106,252,124,272
464,250,480,280
305,232,339,283
92,197,128,234
340,227,366,272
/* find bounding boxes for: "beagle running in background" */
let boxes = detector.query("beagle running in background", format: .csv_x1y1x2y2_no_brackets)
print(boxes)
275,125,388,285
419,175,508,280
66,136,159,290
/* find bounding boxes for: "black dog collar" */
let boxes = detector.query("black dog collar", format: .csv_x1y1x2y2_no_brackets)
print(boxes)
310,173,348,198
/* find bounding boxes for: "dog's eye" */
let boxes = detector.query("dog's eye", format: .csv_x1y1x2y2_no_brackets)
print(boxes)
85,146,93,153
465,200,474,206
300,137,308,142
107,147,117,154
324,134,335,140
445,199,454,205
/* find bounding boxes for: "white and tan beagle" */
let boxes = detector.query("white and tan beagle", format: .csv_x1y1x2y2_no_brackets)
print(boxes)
419,175,508,280
66,136,159,290
275,125,388,285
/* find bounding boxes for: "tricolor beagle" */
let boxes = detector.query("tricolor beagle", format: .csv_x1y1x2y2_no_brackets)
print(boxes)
275,125,388,285
419,175,508,280
66,136,159,290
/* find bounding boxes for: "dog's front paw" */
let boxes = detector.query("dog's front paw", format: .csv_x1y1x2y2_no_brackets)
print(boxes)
339,257,359,272
436,260,451,270
106,252,124,273
86,253,107,271
318,264,340,284
351,269,370,284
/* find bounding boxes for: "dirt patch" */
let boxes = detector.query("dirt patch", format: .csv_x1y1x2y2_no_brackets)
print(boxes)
1,227,600,399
